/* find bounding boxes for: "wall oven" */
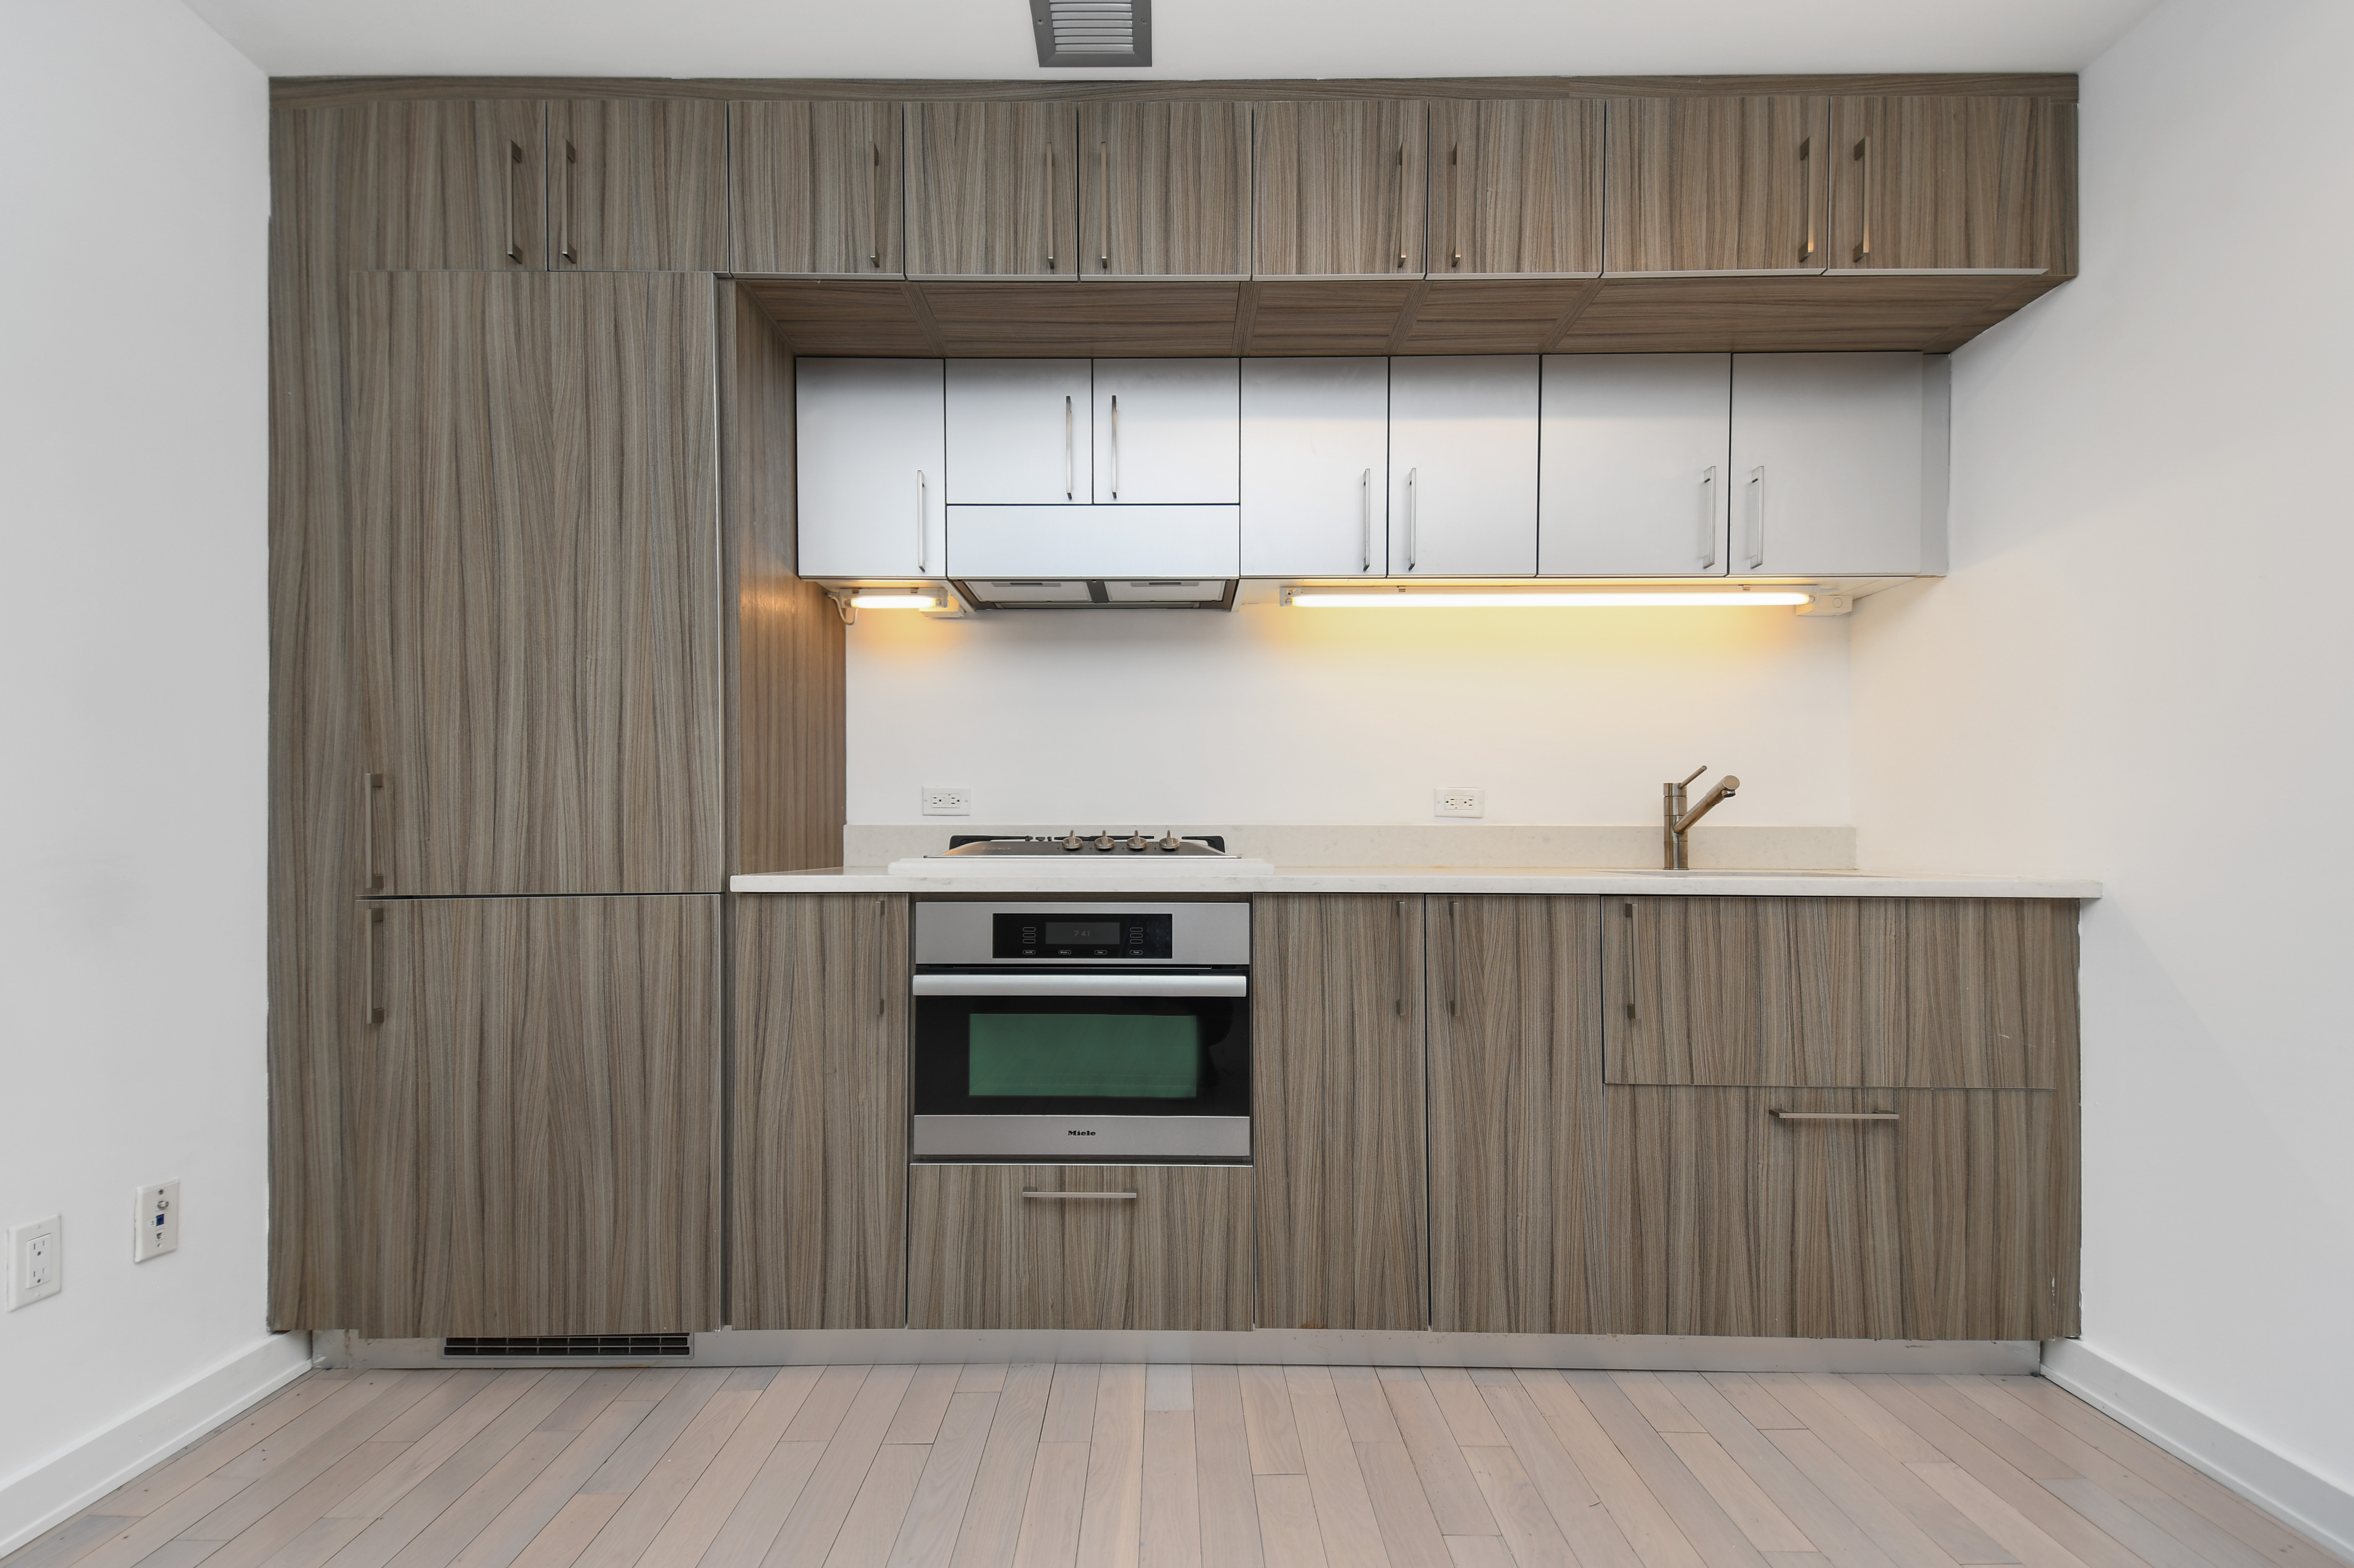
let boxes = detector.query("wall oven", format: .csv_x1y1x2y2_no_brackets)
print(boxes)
911,900,1250,1161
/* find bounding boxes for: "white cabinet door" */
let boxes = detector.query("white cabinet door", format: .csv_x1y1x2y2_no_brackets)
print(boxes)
1240,358,1388,576
795,358,946,580
1729,353,1944,577
1388,356,1539,576
945,359,1092,503
1538,354,1730,577
1091,359,1239,503
946,505,1240,578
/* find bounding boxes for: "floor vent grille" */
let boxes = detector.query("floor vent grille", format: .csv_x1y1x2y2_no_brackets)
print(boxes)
441,1334,691,1359
1029,0,1151,66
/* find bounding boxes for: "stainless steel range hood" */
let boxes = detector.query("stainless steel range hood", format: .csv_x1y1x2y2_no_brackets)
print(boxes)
952,578,1238,611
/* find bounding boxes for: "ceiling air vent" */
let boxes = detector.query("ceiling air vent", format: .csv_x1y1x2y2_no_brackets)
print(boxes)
442,1334,691,1359
1029,0,1152,67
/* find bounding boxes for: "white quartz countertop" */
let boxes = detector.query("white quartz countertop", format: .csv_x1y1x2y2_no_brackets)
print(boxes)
729,866,2102,899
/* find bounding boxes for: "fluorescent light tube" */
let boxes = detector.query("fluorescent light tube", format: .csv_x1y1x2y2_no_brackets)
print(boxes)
1285,590,1812,609
849,592,942,610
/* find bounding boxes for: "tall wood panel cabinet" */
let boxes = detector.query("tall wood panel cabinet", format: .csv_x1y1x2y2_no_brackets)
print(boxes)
1253,101,1428,279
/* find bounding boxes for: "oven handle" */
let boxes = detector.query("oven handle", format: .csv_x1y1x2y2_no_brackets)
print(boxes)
912,973,1247,998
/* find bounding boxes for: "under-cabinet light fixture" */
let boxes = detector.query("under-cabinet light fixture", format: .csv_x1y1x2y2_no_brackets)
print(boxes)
849,592,943,610
1282,588,1814,609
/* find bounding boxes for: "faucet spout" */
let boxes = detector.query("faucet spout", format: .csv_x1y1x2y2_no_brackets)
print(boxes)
1662,770,1743,869
1675,775,1740,835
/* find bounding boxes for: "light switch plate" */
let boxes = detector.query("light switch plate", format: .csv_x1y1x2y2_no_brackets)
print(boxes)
135,1180,180,1263
9,1215,62,1308
1435,787,1485,818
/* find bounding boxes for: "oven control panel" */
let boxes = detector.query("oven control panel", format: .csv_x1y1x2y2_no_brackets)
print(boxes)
993,911,1174,960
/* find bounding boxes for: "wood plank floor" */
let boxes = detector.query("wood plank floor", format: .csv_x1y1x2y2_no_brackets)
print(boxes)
8,1367,2342,1568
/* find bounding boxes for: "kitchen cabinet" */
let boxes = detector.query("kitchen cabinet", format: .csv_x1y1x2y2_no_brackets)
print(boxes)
944,358,1092,503
732,894,910,1330
1426,895,1607,1334
1090,358,1239,503
346,99,549,271
1253,100,1429,279
1252,894,1428,1331
1728,351,1947,577
347,271,723,896
907,101,1079,279
344,895,721,1338
1387,355,1539,575
1239,357,1389,577
1428,100,1603,277
907,1164,1253,1330
545,99,727,271
1538,353,1733,577
945,505,1240,579
1830,95,2070,273
795,357,946,579
730,100,905,276
1079,101,1253,279
1604,96,1830,275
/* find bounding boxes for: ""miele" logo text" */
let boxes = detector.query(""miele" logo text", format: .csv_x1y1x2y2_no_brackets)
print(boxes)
1065,1129,1096,1136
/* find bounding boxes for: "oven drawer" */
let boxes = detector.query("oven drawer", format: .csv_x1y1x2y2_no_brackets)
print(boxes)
908,1163,1253,1331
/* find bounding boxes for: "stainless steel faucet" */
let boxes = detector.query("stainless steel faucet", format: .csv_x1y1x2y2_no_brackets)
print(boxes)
1663,766,1740,869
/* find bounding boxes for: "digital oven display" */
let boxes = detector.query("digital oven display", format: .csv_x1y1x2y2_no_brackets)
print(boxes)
991,912,1175,959
1042,921,1122,946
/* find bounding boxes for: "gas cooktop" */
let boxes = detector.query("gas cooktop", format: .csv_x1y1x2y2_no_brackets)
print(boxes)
934,833,1233,859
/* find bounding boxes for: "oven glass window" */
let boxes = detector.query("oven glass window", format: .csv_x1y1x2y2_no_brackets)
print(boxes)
969,1013,1204,1099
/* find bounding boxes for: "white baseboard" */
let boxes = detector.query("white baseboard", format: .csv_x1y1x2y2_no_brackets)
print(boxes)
0,1331,314,1559
2041,1340,2354,1561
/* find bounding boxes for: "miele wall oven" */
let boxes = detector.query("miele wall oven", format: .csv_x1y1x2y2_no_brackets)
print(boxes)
911,900,1250,1161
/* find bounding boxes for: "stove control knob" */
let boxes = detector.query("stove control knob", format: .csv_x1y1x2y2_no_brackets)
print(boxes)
1060,830,1084,852
1093,832,1116,852
1156,830,1184,853
1126,831,1151,852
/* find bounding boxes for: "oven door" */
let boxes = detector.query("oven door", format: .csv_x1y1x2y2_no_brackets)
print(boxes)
911,972,1250,1161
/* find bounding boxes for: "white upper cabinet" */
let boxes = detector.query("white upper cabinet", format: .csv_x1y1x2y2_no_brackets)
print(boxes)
945,359,1092,503
1387,356,1539,576
1240,358,1388,576
1538,354,1731,577
1090,359,1239,503
795,358,946,580
1729,353,1948,577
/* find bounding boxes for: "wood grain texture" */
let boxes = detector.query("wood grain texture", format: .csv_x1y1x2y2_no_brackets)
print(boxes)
728,100,905,276
344,99,548,269
718,284,843,875
905,101,1079,279
547,98,727,271
1428,101,1601,278
1604,898,2076,1090
1828,96,2064,272
345,270,723,897
1254,101,1428,279
1426,896,1607,1334
1896,1091,2053,1340
344,896,722,1337
730,894,909,1328
1078,101,1253,279
1253,894,1429,1331
907,1164,1253,1331
1604,96,1830,274
1555,272,2062,352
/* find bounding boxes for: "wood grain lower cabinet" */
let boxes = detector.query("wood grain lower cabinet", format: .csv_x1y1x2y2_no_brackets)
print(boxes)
731,893,909,1329
547,98,728,271
1253,894,1428,1330
344,895,721,1338
1427,895,1606,1333
908,1165,1253,1330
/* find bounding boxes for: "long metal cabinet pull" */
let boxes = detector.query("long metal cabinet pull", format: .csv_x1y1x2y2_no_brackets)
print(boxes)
1098,140,1110,269
1044,145,1056,271
869,141,882,268
363,772,385,891
1063,395,1074,499
1447,898,1460,1016
1698,466,1719,568
1404,468,1418,571
1359,468,1373,572
559,139,578,264
874,899,887,1018
1395,144,1407,270
1745,466,1766,569
1773,1110,1900,1122
1851,135,1871,263
366,906,386,1025
1799,136,1815,262
1448,145,1461,269
915,470,928,570
1395,899,1410,1017
1023,1189,1138,1201
505,141,525,264
1109,395,1119,498
1622,901,1637,1022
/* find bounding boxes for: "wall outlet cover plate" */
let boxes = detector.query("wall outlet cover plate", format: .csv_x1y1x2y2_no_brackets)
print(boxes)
9,1215,62,1309
1435,787,1485,818
135,1179,180,1263
921,787,972,816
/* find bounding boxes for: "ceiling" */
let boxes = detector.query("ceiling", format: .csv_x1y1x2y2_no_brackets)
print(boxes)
188,0,2156,81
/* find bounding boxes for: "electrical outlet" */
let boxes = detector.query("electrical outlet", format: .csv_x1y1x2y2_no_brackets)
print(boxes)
135,1180,180,1263
920,786,972,817
9,1215,62,1309
1435,787,1485,818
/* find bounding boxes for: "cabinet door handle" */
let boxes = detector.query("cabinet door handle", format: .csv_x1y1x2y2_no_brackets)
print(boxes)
505,140,525,265
1098,139,1110,269
1851,135,1871,263
1404,468,1418,572
366,905,387,1025
870,140,883,268
1446,897,1460,1017
1622,900,1637,1022
363,772,386,891
559,139,578,264
1396,898,1411,1017
1044,144,1057,271
1744,465,1766,570
1359,467,1373,572
915,470,928,572
874,899,888,1019
1395,144,1408,270
1064,395,1075,500
1698,466,1719,569
1109,394,1119,498
1799,135,1815,263
1024,1189,1139,1201
1773,1110,1900,1122
1448,144,1461,269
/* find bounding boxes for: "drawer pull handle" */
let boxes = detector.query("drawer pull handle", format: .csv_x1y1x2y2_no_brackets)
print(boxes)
1022,1189,1138,1201
1772,1110,1899,1122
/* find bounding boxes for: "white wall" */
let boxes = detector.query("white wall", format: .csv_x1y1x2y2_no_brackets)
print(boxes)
0,0,285,1550
1851,0,2354,1523
848,593,1854,830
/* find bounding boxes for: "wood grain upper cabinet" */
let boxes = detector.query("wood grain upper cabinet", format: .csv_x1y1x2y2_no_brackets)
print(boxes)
907,102,1078,279
1253,894,1429,1331
1729,351,1945,577
1091,358,1239,503
730,101,905,276
1239,357,1389,577
545,99,727,271
1538,353,1732,577
345,895,721,1338
732,894,910,1330
1253,101,1428,279
1426,896,1606,1334
1829,95,2074,273
1388,355,1539,575
795,357,946,578
347,271,722,896
1428,100,1601,277
1078,102,1252,279
345,100,549,270
1604,96,1830,275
